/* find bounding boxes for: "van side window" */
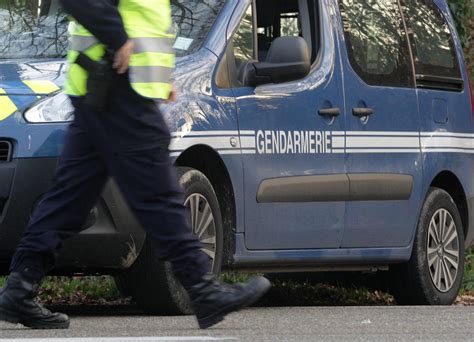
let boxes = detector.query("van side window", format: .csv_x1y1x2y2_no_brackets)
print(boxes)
255,0,317,62
279,12,300,37
401,0,462,89
233,5,255,75
338,0,413,88
229,0,319,87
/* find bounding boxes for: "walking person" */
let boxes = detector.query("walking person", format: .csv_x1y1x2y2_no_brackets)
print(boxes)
0,0,270,330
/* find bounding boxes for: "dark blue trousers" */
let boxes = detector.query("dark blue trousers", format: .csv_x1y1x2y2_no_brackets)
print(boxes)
10,75,209,287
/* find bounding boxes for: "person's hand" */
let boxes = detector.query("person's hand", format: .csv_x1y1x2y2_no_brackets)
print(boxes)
166,85,178,103
113,40,134,74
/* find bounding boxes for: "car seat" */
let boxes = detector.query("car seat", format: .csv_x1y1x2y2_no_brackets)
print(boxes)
256,0,276,61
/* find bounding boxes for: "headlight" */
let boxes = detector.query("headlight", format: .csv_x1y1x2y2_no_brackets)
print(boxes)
24,92,74,123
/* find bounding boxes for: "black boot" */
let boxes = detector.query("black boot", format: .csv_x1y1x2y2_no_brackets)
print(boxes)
188,275,270,329
0,272,70,329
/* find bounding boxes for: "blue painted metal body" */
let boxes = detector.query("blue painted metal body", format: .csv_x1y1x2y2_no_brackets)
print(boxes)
231,0,346,250
417,0,474,249
334,2,424,249
0,0,472,271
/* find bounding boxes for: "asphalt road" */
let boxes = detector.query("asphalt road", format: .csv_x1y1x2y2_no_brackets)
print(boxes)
1,305,473,341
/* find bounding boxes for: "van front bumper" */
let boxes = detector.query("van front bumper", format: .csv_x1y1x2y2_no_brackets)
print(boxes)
0,157,58,264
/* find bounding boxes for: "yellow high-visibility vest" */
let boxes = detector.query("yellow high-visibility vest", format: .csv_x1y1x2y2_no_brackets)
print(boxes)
64,0,175,100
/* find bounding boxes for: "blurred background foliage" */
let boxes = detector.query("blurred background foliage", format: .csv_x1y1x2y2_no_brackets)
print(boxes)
448,0,473,47
448,0,473,93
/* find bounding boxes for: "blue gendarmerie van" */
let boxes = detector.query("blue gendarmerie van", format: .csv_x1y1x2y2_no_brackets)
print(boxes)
0,0,473,313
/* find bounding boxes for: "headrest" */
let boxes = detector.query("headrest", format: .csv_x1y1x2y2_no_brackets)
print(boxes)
256,0,276,27
265,36,310,64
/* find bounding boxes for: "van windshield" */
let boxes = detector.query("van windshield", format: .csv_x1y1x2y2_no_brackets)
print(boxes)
0,0,224,59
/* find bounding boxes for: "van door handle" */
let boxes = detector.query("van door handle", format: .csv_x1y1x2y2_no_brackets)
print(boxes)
352,108,374,117
318,108,341,117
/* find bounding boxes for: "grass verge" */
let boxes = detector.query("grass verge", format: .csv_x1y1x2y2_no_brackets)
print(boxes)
462,251,474,292
0,251,471,307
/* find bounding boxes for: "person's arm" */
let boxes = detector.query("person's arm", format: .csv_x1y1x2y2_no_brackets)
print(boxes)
60,0,128,51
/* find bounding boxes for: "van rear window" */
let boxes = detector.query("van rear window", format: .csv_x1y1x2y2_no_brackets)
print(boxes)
401,0,462,89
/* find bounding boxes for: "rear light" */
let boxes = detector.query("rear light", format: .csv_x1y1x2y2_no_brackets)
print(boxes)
466,64,474,123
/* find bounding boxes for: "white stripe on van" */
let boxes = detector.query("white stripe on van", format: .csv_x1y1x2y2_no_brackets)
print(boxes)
167,130,474,156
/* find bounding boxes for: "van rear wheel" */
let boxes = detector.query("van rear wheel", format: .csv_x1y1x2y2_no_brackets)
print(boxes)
390,188,464,305
115,167,223,315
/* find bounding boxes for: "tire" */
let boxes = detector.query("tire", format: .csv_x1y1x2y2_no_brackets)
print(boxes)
115,167,223,315
390,187,465,305
114,275,132,297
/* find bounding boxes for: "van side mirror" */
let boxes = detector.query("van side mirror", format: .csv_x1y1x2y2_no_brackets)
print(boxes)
242,36,311,87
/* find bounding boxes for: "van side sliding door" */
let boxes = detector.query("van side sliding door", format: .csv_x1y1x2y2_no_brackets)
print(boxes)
337,0,423,248
230,0,347,250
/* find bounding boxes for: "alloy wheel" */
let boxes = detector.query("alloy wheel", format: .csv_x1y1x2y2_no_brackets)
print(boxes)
184,193,217,269
426,208,460,293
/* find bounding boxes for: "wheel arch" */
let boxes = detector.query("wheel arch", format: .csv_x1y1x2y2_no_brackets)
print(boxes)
429,171,469,240
175,145,236,268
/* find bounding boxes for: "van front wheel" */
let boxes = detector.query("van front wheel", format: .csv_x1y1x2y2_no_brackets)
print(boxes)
115,167,223,315
390,188,464,305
